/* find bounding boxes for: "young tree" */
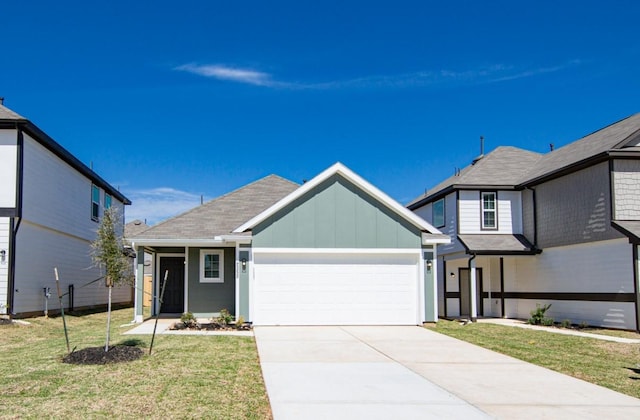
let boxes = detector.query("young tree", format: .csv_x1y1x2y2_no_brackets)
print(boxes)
91,207,133,351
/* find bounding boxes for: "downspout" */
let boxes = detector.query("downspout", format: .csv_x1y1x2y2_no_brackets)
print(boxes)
633,244,640,333
8,125,24,316
468,253,477,322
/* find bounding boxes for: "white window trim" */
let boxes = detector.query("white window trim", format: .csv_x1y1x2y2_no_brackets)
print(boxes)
200,249,224,283
481,191,497,230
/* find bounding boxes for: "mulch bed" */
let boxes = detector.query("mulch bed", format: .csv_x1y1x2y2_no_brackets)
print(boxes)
169,321,252,331
63,345,144,365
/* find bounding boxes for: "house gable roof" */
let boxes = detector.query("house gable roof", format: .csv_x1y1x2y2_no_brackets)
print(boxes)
234,162,448,240
409,113,640,209
0,103,27,120
0,103,131,205
129,175,299,241
521,113,640,186
408,146,542,208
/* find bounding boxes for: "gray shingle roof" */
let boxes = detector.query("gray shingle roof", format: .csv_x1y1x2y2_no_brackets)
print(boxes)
458,234,538,254
125,220,150,237
612,220,640,243
409,113,640,207
129,175,299,240
523,113,640,184
0,103,26,120
408,146,542,207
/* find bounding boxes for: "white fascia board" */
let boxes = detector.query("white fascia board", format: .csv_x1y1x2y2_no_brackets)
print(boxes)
234,162,444,235
129,238,227,247
422,233,452,245
215,235,253,244
251,247,422,255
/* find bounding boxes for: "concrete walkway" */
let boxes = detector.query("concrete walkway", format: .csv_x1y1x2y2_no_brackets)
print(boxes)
254,326,640,420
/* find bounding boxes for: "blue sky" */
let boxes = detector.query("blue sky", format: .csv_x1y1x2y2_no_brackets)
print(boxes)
2,1,639,224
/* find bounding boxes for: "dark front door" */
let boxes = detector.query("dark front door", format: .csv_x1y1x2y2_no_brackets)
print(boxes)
159,256,185,313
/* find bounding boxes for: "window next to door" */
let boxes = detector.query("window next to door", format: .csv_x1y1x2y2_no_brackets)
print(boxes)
481,192,497,229
200,249,224,283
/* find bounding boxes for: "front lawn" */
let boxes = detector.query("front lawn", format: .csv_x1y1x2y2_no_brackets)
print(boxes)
427,319,640,399
0,308,271,419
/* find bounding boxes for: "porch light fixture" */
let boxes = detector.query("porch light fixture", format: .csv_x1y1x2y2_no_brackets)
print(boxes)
450,272,455,278
0,249,5,264
426,260,433,272
241,258,247,273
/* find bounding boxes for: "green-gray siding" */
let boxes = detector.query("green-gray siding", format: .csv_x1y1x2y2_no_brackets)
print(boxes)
187,247,236,316
253,174,422,248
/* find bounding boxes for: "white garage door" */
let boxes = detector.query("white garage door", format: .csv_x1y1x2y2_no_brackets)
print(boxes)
252,252,420,325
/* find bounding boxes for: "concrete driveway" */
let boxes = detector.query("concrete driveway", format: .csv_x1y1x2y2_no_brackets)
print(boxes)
254,326,640,420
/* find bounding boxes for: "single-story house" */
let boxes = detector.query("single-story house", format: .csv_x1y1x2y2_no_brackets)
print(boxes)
128,163,450,325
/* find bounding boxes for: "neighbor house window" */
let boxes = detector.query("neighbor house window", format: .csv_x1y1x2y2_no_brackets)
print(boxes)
432,198,445,228
481,192,497,229
200,250,224,283
105,193,112,210
91,185,100,221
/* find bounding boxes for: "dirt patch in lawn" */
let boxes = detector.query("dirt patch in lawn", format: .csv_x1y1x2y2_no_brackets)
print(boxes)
63,345,144,365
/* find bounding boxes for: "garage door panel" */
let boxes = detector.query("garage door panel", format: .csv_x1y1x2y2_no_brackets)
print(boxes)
253,252,420,325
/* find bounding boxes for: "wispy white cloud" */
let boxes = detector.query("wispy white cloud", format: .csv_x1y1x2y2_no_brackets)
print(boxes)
174,60,582,90
175,63,287,87
124,187,203,225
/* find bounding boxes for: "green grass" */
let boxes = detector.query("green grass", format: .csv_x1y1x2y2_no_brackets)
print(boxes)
427,320,640,399
0,308,271,419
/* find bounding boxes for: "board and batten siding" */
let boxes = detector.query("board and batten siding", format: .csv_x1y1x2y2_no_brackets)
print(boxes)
0,129,18,210
613,159,640,220
505,238,635,329
458,190,522,235
253,174,422,248
0,217,9,313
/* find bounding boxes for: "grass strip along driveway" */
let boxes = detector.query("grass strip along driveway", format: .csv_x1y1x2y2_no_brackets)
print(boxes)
427,320,640,400
0,308,271,419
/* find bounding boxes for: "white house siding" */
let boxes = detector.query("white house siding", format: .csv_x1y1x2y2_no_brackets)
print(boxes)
613,159,640,220
13,221,131,313
441,255,500,318
0,217,9,313
458,190,522,234
21,134,122,239
0,129,18,209
506,238,635,329
12,134,130,314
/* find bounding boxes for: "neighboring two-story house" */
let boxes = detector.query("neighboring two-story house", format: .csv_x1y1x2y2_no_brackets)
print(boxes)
0,101,132,317
408,113,640,331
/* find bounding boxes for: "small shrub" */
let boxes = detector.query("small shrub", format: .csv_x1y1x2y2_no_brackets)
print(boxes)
236,315,245,327
214,309,234,326
180,312,195,323
579,321,589,329
180,312,199,329
528,303,552,325
560,319,572,328
541,317,554,326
